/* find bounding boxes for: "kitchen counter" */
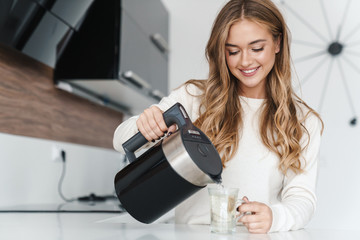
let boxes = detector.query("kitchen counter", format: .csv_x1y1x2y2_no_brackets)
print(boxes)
0,212,359,240
0,213,360,240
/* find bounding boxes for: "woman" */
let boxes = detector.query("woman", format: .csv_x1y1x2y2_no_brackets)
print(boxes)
113,0,323,234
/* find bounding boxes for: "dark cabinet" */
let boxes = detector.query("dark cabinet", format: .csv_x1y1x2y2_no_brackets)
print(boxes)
34,0,93,29
21,11,69,67
120,10,168,99
121,0,169,99
0,0,42,49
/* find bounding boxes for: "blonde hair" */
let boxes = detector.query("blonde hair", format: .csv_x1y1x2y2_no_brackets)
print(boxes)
186,0,323,174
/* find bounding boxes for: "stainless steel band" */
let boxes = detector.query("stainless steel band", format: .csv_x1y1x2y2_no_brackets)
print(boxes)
162,131,213,187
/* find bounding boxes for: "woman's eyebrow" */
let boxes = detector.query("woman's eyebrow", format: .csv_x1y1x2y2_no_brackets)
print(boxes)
249,39,266,45
225,43,238,47
225,39,267,47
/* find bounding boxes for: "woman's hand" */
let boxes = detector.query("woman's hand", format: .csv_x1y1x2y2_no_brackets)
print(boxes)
136,106,176,142
238,196,273,234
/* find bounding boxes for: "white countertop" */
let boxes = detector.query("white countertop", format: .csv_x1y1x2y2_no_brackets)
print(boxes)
1,212,359,240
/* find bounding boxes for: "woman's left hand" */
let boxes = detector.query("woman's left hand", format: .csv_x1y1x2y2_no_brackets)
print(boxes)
237,196,273,234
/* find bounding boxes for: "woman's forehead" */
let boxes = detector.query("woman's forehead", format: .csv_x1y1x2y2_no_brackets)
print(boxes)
226,19,273,45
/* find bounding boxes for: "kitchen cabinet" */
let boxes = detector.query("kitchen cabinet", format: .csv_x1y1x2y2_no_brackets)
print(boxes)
33,0,93,29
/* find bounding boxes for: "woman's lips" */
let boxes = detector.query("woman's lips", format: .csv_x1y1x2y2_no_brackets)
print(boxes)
239,66,260,77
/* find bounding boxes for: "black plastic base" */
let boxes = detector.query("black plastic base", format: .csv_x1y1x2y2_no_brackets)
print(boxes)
114,144,203,224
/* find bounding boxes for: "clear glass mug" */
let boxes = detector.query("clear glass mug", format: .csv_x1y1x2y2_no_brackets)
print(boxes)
208,187,244,234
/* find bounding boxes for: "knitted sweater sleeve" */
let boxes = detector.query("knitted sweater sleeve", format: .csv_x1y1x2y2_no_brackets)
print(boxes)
113,84,200,154
269,113,323,232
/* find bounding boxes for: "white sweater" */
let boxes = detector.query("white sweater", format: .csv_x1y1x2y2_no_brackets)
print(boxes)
113,84,322,232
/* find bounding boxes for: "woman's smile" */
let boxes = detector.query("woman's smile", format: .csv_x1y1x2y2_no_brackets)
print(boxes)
239,66,260,77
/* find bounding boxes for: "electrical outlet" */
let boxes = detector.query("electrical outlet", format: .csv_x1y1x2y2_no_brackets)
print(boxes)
52,145,63,162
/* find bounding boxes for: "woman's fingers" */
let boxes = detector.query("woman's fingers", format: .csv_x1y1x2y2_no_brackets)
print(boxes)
239,202,264,214
241,214,269,233
238,200,273,234
150,106,168,132
143,108,165,138
136,106,170,141
168,124,177,134
136,118,150,141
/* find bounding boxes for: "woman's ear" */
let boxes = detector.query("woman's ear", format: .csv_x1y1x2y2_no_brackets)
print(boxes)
275,34,282,53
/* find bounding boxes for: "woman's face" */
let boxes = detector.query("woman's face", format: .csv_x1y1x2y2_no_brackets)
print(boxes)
225,19,280,98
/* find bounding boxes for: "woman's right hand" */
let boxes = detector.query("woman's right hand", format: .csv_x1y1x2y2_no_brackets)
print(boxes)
136,106,176,142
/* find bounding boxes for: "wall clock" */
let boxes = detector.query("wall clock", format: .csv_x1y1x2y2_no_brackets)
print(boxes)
278,0,360,126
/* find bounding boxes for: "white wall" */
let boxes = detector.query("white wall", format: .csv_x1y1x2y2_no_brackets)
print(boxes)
0,132,124,206
162,0,228,89
279,0,360,231
162,0,360,231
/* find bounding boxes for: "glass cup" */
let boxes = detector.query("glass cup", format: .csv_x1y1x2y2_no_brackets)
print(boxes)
208,187,243,234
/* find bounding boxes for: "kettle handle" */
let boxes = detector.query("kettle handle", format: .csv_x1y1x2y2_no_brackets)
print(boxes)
122,102,191,162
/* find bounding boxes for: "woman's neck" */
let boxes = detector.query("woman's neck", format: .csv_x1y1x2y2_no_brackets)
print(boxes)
238,86,266,99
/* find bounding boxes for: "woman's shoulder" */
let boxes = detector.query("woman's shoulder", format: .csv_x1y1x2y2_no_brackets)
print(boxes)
178,79,206,96
155,80,205,120
165,80,204,103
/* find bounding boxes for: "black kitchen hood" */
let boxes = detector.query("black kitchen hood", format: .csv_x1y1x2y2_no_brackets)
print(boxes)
55,0,120,80
54,0,169,115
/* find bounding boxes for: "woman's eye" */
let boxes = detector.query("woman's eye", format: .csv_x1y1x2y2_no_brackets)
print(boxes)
252,47,264,52
228,51,239,56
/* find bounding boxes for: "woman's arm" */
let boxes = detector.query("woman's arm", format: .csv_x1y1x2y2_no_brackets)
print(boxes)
113,83,201,154
268,113,323,232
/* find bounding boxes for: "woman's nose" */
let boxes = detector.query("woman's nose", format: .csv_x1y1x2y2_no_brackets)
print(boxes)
239,52,252,67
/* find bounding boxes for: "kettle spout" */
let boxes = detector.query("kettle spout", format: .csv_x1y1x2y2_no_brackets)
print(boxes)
201,174,222,185
210,175,222,184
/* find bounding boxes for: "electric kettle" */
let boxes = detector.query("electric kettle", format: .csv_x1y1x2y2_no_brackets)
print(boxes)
114,102,223,224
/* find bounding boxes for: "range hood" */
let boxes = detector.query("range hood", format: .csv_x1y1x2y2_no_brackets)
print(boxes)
54,0,169,115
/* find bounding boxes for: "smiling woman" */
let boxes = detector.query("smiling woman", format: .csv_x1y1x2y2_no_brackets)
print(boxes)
113,0,323,234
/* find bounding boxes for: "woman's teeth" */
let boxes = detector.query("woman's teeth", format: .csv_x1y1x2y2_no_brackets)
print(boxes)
242,68,258,73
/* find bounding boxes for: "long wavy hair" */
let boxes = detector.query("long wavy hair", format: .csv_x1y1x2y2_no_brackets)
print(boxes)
186,0,323,174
